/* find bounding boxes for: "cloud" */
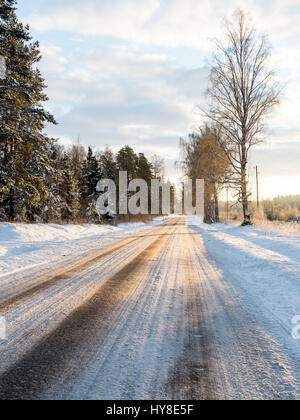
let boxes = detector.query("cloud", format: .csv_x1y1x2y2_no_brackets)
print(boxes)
38,45,68,73
19,0,300,194
43,45,206,163
25,0,300,50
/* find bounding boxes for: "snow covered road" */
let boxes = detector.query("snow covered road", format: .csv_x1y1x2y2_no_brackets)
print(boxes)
0,217,299,400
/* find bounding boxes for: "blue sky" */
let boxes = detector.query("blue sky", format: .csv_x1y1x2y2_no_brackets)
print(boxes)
16,0,300,198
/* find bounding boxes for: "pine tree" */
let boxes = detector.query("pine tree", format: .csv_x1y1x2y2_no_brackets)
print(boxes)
116,146,137,181
0,0,57,221
136,153,153,186
84,147,102,197
41,144,64,223
58,153,80,223
98,147,117,182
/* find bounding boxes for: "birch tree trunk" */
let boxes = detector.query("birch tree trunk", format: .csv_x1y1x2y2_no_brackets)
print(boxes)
204,10,280,226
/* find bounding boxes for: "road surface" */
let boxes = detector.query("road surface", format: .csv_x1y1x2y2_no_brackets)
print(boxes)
0,217,299,400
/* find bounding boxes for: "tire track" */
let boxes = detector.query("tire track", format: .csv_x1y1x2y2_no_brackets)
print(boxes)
165,225,217,400
0,220,179,400
184,225,299,400
0,219,173,310
0,220,179,377
61,220,183,400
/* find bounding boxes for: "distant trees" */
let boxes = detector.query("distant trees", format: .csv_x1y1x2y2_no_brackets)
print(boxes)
59,153,80,223
115,146,155,218
180,125,231,223
0,131,162,223
204,10,280,225
151,154,165,181
116,146,138,181
262,196,300,222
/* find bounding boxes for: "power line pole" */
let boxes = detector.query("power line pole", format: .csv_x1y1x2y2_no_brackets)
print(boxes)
256,166,259,209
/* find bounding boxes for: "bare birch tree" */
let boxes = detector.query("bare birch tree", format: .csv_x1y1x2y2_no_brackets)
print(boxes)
204,10,280,225
151,154,165,181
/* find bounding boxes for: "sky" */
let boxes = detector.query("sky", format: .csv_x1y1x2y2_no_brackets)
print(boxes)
16,0,300,199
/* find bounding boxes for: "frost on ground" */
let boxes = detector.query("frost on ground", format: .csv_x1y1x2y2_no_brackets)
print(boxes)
0,219,167,296
0,216,299,400
188,217,300,335
188,217,300,397
0,219,166,275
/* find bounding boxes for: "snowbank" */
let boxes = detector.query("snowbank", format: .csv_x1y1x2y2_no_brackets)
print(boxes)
188,217,300,376
0,218,166,280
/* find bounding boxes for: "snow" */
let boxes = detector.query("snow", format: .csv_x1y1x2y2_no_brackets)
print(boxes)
0,216,299,399
188,218,300,326
1,217,299,344
188,217,300,392
0,218,166,280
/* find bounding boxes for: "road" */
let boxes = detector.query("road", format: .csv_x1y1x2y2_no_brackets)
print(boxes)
0,217,298,400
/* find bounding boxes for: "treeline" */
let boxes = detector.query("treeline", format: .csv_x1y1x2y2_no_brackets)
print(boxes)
1,142,164,224
0,1,164,224
262,196,300,222
1,137,164,223
218,196,300,223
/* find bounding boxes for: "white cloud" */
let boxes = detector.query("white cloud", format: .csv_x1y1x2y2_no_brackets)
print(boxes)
29,0,160,40
42,45,206,164
39,45,68,73
26,0,300,50
23,0,239,48
21,0,300,193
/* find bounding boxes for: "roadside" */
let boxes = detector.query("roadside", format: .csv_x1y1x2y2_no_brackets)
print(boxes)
0,217,169,304
188,217,300,398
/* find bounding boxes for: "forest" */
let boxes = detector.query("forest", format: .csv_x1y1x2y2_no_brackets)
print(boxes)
0,1,165,223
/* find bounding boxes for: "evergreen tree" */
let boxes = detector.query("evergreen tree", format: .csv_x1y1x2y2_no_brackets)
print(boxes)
116,145,137,181
58,153,80,223
136,153,153,186
41,144,64,223
99,147,117,182
136,153,153,210
0,0,57,221
84,146,102,197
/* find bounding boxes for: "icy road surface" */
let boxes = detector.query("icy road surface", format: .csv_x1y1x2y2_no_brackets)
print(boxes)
0,217,299,400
